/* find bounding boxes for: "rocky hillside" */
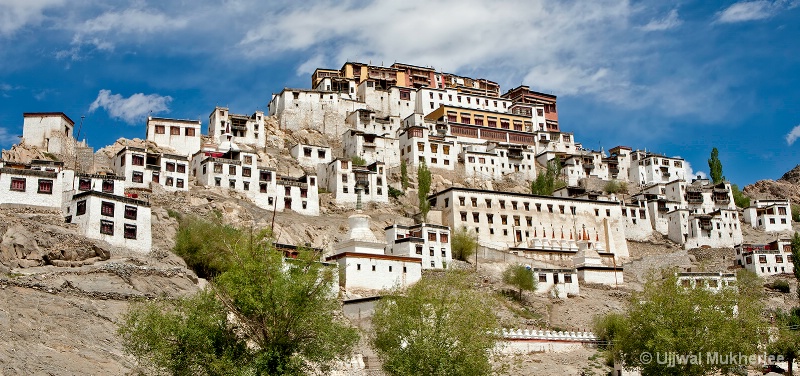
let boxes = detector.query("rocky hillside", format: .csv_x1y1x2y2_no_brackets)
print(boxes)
743,164,800,204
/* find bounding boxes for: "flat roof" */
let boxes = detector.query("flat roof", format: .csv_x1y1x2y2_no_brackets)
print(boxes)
429,186,623,206
23,112,75,126
148,117,201,124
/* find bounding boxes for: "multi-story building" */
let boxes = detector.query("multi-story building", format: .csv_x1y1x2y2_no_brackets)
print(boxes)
268,88,366,136
414,87,513,117
424,105,536,145
112,146,190,191
67,191,152,253
20,112,76,155
289,143,332,168
676,272,736,292
663,179,742,249
0,159,75,211
74,172,125,196
385,223,452,269
736,240,794,276
326,213,422,291
345,109,402,136
428,187,630,260
319,159,388,206
502,85,559,132
208,107,266,147
192,147,319,216
627,150,687,186
533,267,580,297
342,129,400,167
743,199,793,232
398,125,457,170
460,143,537,180
145,116,202,157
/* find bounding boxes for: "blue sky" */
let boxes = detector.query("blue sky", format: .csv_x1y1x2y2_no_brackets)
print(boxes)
0,0,798,186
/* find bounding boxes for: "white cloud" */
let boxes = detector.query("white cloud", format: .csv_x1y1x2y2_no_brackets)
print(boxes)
785,124,800,145
0,0,65,36
714,0,792,23
296,54,326,76
641,9,682,31
0,126,20,145
683,160,708,181
88,89,172,125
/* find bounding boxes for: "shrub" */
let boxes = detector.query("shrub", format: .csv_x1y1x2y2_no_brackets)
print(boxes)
771,279,791,293
451,226,477,261
388,186,404,199
351,155,367,166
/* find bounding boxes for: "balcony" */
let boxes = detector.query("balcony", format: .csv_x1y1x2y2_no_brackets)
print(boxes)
145,164,161,171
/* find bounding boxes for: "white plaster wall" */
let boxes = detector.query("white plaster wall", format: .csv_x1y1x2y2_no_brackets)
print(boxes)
742,251,794,276
290,144,332,168
269,89,366,137
335,256,422,290
69,194,152,253
534,270,580,297
0,169,72,209
22,115,73,151
146,118,202,157
578,269,623,285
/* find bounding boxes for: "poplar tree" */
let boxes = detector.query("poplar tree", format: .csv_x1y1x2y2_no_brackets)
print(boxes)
708,147,725,183
417,161,432,221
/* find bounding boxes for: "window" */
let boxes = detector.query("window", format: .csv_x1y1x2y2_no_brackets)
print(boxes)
132,154,145,166
260,183,267,193
155,125,165,134
100,220,114,235
120,224,137,239
564,274,572,283
357,264,361,270
285,186,292,195
776,255,784,263
487,214,494,224
76,200,87,216
229,180,236,189
417,142,424,151
185,127,196,136
244,155,253,164
242,167,251,177
213,163,222,174
430,247,435,256
538,274,547,283
440,233,449,243
79,178,91,191
428,232,437,241
229,165,237,175
10,177,26,191
759,255,767,263
501,215,508,225
101,201,115,217
166,177,174,186
372,265,376,272
460,212,467,221
102,180,114,193
124,205,137,220
177,164,186,173
170,126,180,135
472,213,479,222
132,171,144,183
176,179,184,189
260,170,272,181
166,163,176,172
152,172,160,184
37,179,53,194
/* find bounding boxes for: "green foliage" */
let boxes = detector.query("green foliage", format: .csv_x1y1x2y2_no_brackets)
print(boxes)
531,156,566,196
730,184,750,208
388,186,404,199
767,309,800,376
166,209,182,220
372,272,499,376
451,226,477,261
597,270,766,376
792,232,800,296
792,204,800,222
708,147,725,184
502,264,536,301
400,160,408,190
771,279,791,293
173,216,242,279
593,312,629,352
351,155,367,166
122,217,359,375
603,180,627,195
417,161,432,222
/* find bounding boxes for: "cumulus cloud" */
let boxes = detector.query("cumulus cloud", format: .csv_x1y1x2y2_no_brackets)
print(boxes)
0,0,65,36
88,90,172,125
641,9,682,31
785,124,800,145
714,0,794,23
683,160,708,181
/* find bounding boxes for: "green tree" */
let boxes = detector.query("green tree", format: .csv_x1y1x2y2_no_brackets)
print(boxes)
372,272,499,376
531,156,566,196
417,161,432,222
708,147,725,184
767,309,800,375
731,184,750,208
451,226,478,262
400,160,408,190
792,232,800,298
596,270,766,376
502,264,536,300
604,180,628,195
119,218,359,375
351,155,367,166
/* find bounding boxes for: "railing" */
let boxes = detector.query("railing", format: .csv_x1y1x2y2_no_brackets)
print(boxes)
500,328,598,342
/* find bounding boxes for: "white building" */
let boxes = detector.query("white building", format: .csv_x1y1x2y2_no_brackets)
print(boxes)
67,191,152,253
384,223,452,269
0,160,75,211
74,173,125,196
112,146,190,191
319,159,388,207
627,151,687,186
461,143,537,180
192,146,319,216
398,125,457,170
268,88,366,136
326,213,422,291
21,112,76,155
345,109,402,138
736,241,794,276
429,187,630,260
743,199,792,232
676,272,736,292
289,143,332,168
208,107,266,147
663,179,742,249
533,267,580,297
145,117,202,157
342,129,401,168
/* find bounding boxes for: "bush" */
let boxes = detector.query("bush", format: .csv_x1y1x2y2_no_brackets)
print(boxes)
731,184,750,208
451,226,477,261
771,279,791,293
603,180,627,195
351,155,367,166
792,204,800,222
172,216,243,278
388,186,404,199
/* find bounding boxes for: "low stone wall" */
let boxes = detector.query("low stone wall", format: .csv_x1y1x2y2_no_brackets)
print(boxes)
497,328,599,355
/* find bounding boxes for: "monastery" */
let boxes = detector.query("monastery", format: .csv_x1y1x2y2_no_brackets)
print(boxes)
1,60,775,292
